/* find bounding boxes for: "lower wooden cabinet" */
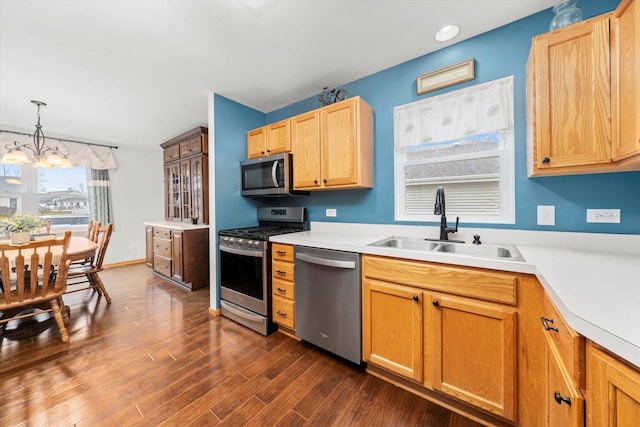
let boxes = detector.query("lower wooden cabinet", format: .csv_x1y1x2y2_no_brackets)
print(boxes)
271,243,296,333
145,225,209,290
587,340,640,426
362,255,519,423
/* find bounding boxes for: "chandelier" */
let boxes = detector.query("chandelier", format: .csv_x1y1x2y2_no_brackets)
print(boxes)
2,100,73,168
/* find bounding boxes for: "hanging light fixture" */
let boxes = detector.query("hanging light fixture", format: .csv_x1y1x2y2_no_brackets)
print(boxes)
2,100,73,168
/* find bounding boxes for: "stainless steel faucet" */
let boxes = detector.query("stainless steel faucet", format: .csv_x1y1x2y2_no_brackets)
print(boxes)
434,186,459,240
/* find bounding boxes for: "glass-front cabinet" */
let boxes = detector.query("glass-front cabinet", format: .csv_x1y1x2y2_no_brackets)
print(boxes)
160,127,208,224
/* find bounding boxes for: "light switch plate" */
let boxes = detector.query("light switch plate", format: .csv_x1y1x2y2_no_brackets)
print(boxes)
587,209,620,223
537,205,555,226
326,208,337,217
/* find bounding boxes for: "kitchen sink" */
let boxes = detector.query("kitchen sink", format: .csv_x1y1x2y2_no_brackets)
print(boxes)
368,236,440,251
368,237,525,262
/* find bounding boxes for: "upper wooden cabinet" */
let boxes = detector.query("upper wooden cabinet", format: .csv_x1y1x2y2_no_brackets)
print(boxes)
527,14,612,176
161,127,208,224
527,1,640,176
611,0,640,164
294,96,373,190
247,119,291,159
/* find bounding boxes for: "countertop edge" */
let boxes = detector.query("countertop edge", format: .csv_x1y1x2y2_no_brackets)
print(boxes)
144,221,210,231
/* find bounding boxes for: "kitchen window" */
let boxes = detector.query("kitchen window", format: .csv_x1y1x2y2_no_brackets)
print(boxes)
394,76,515,224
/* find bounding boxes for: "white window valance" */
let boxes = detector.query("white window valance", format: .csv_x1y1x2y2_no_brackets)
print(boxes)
394,75,514,148
0,132,117,170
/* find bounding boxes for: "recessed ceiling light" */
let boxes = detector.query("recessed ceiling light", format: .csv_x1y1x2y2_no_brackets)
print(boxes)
435,24,460,42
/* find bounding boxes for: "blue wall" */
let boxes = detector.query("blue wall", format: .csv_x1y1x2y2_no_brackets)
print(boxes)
214,0,640,235
213,94,265,233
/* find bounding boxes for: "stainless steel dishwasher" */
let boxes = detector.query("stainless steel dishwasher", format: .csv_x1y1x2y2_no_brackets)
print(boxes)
295,246,361,365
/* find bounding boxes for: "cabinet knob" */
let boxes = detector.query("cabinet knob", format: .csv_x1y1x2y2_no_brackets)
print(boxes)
323,179,327,184
267,149,271,153
554,391,572,406
412,295,419,302
540,316,559,332
432,300,439,307
542,157,550,164
261,151,265,155
314,180,318,184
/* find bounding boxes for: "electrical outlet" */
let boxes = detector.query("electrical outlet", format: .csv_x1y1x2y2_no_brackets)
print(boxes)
587,209,620,223
537,205,555,226
326,208,337,217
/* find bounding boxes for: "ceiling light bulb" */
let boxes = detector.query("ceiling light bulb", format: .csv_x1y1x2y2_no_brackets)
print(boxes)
435,24,460,42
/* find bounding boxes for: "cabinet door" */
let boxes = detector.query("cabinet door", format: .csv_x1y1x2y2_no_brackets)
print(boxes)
180,159,191,222
165,163,181,221
429,294,516,421
321,98,359,187
546,337,584,427
587,341,640,426
145,226,153,267
266,119,291,155
612,0,640,162
247,127,266,159
190,156,207,224
362,278,423,382
530,15,611,172
291,110,321,189
171,230,183,283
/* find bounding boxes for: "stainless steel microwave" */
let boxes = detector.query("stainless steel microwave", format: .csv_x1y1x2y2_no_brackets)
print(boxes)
240,153,308,197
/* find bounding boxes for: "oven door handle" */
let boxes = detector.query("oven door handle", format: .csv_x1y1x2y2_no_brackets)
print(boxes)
219,245,263,258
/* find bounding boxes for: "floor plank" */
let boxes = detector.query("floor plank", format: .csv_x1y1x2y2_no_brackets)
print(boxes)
1,264,482,427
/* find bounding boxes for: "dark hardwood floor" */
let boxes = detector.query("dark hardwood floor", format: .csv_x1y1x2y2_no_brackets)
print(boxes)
1,264,481,426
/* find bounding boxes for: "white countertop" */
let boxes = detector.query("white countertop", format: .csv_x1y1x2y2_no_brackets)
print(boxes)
144,220,210,231
271,222,640,368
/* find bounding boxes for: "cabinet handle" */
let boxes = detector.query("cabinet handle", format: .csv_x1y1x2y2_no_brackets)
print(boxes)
554,391,572,406
542,157,551,164
432,300,439,307
275,270,287,275
276,250,287,255
276,287,287,293
540,316,559,332
412,295,419,302
276,310,287,317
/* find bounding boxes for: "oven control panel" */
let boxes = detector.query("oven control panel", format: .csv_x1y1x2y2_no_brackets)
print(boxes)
219,236,266,251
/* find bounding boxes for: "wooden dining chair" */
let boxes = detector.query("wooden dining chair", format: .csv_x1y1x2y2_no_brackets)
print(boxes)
65,223,113,304
0,231,72,343
87,220,100,242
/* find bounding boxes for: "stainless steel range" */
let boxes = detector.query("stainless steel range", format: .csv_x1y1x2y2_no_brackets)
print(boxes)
218,207,306,335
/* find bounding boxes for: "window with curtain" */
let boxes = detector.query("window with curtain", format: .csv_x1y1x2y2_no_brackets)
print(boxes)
394,76,515,224
0,133,117,227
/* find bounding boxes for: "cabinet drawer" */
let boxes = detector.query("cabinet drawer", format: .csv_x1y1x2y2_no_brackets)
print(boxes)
363,255,518,305
273,296,295,329
273,278,295,301
153,237,171,257
541,294,585,387
153,228,171,239
272,243,294,262
163,145,180,163
272,260,294,282
153,255,171,277
179,136,202,157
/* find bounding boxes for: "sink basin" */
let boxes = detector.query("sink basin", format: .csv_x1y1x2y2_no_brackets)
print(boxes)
367,237,525,262
436,242,524,261
368,237,440,251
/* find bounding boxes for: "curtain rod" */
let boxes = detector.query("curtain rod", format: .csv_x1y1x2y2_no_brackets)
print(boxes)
0,129,119,150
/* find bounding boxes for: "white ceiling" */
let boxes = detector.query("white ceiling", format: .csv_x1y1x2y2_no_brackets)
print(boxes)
0,0,557,149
